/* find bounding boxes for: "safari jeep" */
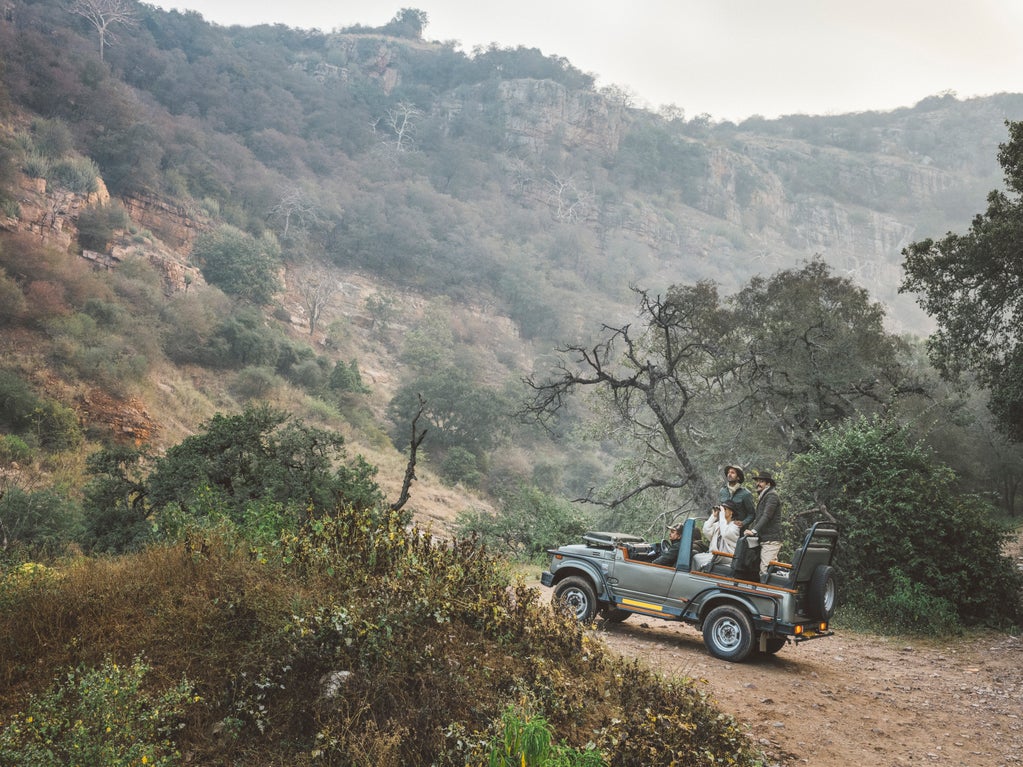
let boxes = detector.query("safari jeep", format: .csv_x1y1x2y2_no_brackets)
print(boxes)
540,518,838,662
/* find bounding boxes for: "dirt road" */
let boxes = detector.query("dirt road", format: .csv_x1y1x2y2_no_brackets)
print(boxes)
596,617,1022,767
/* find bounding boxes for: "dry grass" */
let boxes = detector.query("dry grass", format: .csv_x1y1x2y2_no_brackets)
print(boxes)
0,514,762,766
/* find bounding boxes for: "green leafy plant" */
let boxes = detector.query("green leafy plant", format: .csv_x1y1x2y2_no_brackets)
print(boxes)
0,655,196,767
485,706,605,767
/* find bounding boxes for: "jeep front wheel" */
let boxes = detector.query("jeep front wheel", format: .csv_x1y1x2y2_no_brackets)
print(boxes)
702,605,755,662
553,576,598,623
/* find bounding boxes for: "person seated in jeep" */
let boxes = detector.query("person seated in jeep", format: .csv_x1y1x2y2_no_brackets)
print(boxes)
693,499,741,570
651,523,684,565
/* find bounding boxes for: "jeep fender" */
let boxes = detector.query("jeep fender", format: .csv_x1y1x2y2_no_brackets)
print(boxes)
548,561,612,603
687,588,769,625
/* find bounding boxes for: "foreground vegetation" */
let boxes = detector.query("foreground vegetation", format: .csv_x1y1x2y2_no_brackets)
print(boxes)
0,507,759,766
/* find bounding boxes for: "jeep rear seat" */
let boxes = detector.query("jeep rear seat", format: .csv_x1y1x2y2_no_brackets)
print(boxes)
771,545,831,586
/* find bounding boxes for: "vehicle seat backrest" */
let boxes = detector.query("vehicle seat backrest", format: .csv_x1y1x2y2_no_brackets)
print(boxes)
790,545,831,584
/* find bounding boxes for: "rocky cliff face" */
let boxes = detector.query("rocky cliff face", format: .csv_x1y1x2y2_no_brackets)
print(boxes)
2,169,204,296
1,174,110,250
494,79,625,155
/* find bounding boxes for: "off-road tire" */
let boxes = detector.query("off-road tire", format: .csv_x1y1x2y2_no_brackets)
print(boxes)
808,564,837,620
553,576,598,623
702,605,755,662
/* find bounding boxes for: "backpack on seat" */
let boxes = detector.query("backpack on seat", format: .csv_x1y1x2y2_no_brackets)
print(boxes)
730,535,760,580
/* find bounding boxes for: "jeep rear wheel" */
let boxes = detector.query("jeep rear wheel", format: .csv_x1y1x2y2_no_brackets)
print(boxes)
553,576,598,623
702,605,755,662
808,564,837,620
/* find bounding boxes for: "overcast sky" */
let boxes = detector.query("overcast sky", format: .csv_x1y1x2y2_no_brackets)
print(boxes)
167,0,1023,123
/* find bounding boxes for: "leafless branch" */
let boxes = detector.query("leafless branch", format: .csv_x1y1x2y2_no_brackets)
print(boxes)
390,395,428,512
71,0,136,60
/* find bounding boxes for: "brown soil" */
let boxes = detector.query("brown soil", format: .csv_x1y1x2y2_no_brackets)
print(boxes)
537,529,1023,767
596,618,1021,767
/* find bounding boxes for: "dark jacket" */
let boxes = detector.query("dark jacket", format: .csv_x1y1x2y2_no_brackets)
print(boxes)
652,538,681,566
749,487,782,542
718,484,755,529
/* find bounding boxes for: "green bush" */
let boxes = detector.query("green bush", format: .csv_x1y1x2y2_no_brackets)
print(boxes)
47,156,100,194
440,446,482,487
0,371,84,444
328,358,370,394
0,434,32,464
0,369,38,430
77,202,130,252
231,365,280,400
193,225,282,304
874,569,960,635
21,152,48,179
456,485,590,558
0,487,82,552
29,118,74,158
0,655,195,767
784,415,1023,630
146,405,382,526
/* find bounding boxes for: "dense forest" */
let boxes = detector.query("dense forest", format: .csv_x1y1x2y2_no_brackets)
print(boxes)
1,2,1022,764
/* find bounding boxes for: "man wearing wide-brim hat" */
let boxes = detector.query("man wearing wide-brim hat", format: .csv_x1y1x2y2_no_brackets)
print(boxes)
718,464,755,530
745,470,783,576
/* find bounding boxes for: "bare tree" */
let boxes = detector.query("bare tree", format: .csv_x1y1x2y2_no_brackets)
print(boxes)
70,0,136,61
293,268,337,336
543,170,596,222
390,395,428,512
267,186,319,241
524,284,740,514
383,101,422,152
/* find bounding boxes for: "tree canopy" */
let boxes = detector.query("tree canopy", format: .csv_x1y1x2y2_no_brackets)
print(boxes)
525,262,924,518
902,120,1023,440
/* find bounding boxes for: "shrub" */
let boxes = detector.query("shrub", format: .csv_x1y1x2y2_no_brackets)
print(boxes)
285,357,326,391
456,485,590,558
440,446,482,487
77,202,130,252
784,415,1023,630
21,152,48,179
0,434,32,464
328,358,370,394
0,369,38,431
146,404,382,525
873,569,960,635
47,156,100,194
29,118,73,158
193,225,282,304
0,656,195,767
231,365,280,400
0,511,762,766
0,487,82,553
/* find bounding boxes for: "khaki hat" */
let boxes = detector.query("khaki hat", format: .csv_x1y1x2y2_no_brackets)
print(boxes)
724,464,745,482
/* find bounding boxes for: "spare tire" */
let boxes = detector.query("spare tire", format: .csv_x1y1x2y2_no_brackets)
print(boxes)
807,564,837,620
